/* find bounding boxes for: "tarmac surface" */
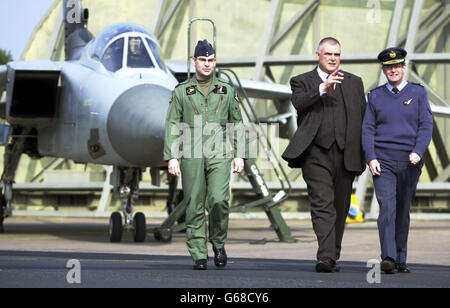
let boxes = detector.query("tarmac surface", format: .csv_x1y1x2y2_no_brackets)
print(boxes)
0,216,449,288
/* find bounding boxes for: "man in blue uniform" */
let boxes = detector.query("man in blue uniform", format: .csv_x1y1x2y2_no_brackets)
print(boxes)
362,48,433,274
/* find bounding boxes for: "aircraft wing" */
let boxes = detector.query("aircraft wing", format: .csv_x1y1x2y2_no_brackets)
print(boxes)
228,78,291,100
166,60,193,75
166,60,292,100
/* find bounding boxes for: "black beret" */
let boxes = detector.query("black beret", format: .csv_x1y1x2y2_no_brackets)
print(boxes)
377,47,407,65
194,40,215,58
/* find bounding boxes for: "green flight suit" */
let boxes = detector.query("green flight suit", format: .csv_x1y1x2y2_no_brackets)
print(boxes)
164,74,245,261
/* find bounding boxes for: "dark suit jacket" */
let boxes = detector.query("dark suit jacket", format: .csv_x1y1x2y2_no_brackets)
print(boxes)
281,67,367,173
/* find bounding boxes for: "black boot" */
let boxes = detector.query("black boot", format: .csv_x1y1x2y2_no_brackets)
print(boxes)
193,259,207,270
213,246,227,268
381,257,396,274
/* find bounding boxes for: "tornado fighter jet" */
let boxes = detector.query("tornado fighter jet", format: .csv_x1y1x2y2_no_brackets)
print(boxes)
0,2,297,244
0,0,178,241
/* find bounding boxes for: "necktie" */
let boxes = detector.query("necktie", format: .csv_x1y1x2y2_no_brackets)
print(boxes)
326,75,335,96
392,87,399,94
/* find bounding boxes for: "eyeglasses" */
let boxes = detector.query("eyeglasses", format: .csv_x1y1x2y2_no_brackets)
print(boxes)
195,57,216,65
383,63,404,70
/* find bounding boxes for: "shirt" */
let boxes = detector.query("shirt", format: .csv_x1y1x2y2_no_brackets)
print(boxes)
317,66,336,96
386,79,408,93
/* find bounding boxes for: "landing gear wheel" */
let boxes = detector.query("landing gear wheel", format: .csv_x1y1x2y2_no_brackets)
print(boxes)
154,228,172,243
109,212,123,242
133,212,146,242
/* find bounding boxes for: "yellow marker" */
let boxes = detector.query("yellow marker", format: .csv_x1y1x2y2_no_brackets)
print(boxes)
84,98,93,106
346,194,365,224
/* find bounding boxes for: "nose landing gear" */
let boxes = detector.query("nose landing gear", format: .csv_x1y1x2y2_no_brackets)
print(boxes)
109,167,147,243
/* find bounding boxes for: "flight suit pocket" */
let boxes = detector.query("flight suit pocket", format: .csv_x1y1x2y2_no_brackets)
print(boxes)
188,96,200,115
215,96,223,116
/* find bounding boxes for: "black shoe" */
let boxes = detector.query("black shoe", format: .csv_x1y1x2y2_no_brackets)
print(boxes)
213,246,227,268
193,259,207,270
381,258,396,274
396,263,410,273
315,257,337,273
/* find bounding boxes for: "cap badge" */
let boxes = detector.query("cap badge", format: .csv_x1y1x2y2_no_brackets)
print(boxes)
389,50,396,58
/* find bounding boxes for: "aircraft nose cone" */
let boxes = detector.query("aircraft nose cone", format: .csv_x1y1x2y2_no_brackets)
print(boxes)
107,84,171,166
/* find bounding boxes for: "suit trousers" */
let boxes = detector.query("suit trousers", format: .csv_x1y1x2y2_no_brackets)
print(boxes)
301,142,355,261
181,158,232,261
373,159,422,264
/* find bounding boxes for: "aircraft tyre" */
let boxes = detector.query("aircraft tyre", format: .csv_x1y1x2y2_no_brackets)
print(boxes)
133,212,146,242
154,228,172,243
109,212,123,242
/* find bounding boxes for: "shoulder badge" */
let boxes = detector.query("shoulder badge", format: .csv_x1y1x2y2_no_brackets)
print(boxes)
411,82,424,88
369,84,384,93
217,77,232,85
175,79,189,89
186,86,197,96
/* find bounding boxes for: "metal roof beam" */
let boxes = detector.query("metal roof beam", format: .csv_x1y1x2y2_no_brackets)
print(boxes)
387,0,406,47
409,70,449,107
396,1,445,46
431,105,450,117
217,53,450,67
151,0,165,35
269,0,319,53
404,0,424,60
377,0,406,87
253,0,282,81
433,164,450,182
46,9,64,60
156,0,185,39
415,8,450,51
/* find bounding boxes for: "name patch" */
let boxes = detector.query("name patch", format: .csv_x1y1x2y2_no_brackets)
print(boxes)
213,85,227,95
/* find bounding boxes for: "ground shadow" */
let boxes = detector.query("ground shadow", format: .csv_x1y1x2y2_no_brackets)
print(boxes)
0,250,449,288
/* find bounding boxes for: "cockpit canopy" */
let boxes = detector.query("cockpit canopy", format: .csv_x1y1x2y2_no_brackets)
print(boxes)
89,23,166,73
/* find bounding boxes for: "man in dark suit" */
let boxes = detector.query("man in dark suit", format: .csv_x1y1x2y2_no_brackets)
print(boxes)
282,37,366,272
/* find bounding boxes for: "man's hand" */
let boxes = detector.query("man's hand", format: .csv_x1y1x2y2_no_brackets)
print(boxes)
409,152,421,165
320,70,344,93
369,159,381,176
233,158,244,173
168,159,181,177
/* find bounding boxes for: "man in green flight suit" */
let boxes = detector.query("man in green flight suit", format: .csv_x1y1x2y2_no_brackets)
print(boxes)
164,40,246,270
